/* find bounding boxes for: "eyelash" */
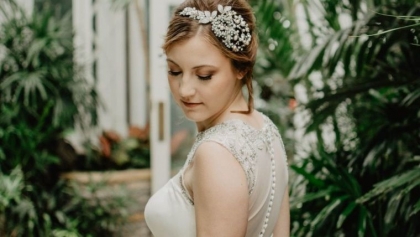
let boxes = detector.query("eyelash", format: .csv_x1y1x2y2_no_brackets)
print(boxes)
167,71,212,81
198,75,212,80
168,71,181,76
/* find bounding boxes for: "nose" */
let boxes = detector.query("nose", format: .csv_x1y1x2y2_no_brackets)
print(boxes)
179,76,195,99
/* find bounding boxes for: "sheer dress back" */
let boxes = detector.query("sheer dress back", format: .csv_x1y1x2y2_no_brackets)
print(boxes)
145,112,288,237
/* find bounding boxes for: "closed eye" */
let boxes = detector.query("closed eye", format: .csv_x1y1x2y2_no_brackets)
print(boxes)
168,71,182,76
198,75,212,80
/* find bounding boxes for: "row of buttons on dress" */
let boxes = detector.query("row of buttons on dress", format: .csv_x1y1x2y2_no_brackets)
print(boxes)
259,133,276,237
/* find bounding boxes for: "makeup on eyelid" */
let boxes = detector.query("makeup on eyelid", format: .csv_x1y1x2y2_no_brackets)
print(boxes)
167,68,215,80
165,34,244,126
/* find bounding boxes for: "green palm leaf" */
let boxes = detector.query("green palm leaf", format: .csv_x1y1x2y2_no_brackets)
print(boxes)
357,167,420,203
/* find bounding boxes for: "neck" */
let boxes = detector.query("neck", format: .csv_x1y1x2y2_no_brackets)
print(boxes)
196,87,248,132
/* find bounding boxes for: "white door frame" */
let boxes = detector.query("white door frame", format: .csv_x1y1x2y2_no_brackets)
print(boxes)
149,0,183,194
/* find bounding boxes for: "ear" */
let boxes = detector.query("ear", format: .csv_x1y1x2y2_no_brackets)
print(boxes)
235,69,247,80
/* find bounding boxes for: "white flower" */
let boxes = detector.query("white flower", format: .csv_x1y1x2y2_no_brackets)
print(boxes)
179,5,250,52
200,10,217,24
218,4,232,14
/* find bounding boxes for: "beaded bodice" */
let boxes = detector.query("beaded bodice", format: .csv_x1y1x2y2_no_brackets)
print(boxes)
145,112,288,237
180,113,287,236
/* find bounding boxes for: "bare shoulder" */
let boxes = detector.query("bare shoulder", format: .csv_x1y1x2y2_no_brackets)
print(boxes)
192,141,247,195
193,141,244,174
192,141,249,236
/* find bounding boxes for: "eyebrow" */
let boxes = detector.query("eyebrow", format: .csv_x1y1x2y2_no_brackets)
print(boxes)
166,58,217,69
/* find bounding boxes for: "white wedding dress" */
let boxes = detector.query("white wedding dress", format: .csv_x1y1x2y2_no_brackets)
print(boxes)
145,112,288,237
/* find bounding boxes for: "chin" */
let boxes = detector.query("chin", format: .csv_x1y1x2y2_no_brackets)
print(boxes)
183,114,203,122
182,112,207,123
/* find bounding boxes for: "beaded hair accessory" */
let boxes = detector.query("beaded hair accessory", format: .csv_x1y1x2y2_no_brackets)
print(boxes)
179,4,251,52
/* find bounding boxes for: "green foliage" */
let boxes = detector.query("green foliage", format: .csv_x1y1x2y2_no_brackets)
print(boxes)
56,180,130,236
253,0,420,236
0,1,128,236
0,1,98,133
251,0,297,158
0,166,24,213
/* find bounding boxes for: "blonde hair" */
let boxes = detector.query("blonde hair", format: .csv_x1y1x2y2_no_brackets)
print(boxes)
163,0,258,114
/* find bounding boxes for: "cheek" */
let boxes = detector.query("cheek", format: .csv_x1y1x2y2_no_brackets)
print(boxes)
212,76,238,94
203,83,230,102
168,79,179,96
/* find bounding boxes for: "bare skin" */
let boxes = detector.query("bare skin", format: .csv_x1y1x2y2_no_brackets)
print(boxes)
192,142,249,236
274,186,290,237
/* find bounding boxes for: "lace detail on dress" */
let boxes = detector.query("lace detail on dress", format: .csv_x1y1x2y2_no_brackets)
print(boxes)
191,121,258,192
180,113,282,203
178,112,288,236
179,174,194,205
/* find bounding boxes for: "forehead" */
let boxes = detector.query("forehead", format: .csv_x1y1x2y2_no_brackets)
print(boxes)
165,35,230,68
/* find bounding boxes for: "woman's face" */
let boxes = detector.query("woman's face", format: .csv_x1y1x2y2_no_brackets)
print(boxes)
166,35,243,127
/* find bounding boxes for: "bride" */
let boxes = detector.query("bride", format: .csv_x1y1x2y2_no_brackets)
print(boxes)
145,0,290,236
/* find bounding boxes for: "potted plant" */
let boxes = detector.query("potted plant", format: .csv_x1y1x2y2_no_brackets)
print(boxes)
58,124,151,236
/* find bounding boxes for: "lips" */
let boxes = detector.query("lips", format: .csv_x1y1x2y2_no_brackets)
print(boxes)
181,101,202,108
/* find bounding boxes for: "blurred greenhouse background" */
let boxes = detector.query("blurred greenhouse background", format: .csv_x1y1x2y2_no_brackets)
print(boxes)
0,0,419,236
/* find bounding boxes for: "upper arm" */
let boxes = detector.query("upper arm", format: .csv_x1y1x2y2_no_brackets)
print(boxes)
273,185,290,237
192,141,249,237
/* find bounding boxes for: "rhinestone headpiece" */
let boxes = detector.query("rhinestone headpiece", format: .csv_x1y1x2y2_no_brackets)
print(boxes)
179,4,251,52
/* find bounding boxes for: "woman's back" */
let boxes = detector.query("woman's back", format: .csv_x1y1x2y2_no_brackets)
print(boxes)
145,112,288,237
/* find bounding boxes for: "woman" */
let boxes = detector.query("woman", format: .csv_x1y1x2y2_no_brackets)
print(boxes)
144,0,290,236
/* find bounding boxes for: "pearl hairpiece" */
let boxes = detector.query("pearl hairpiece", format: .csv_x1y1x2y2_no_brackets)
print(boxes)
179,4,251,52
